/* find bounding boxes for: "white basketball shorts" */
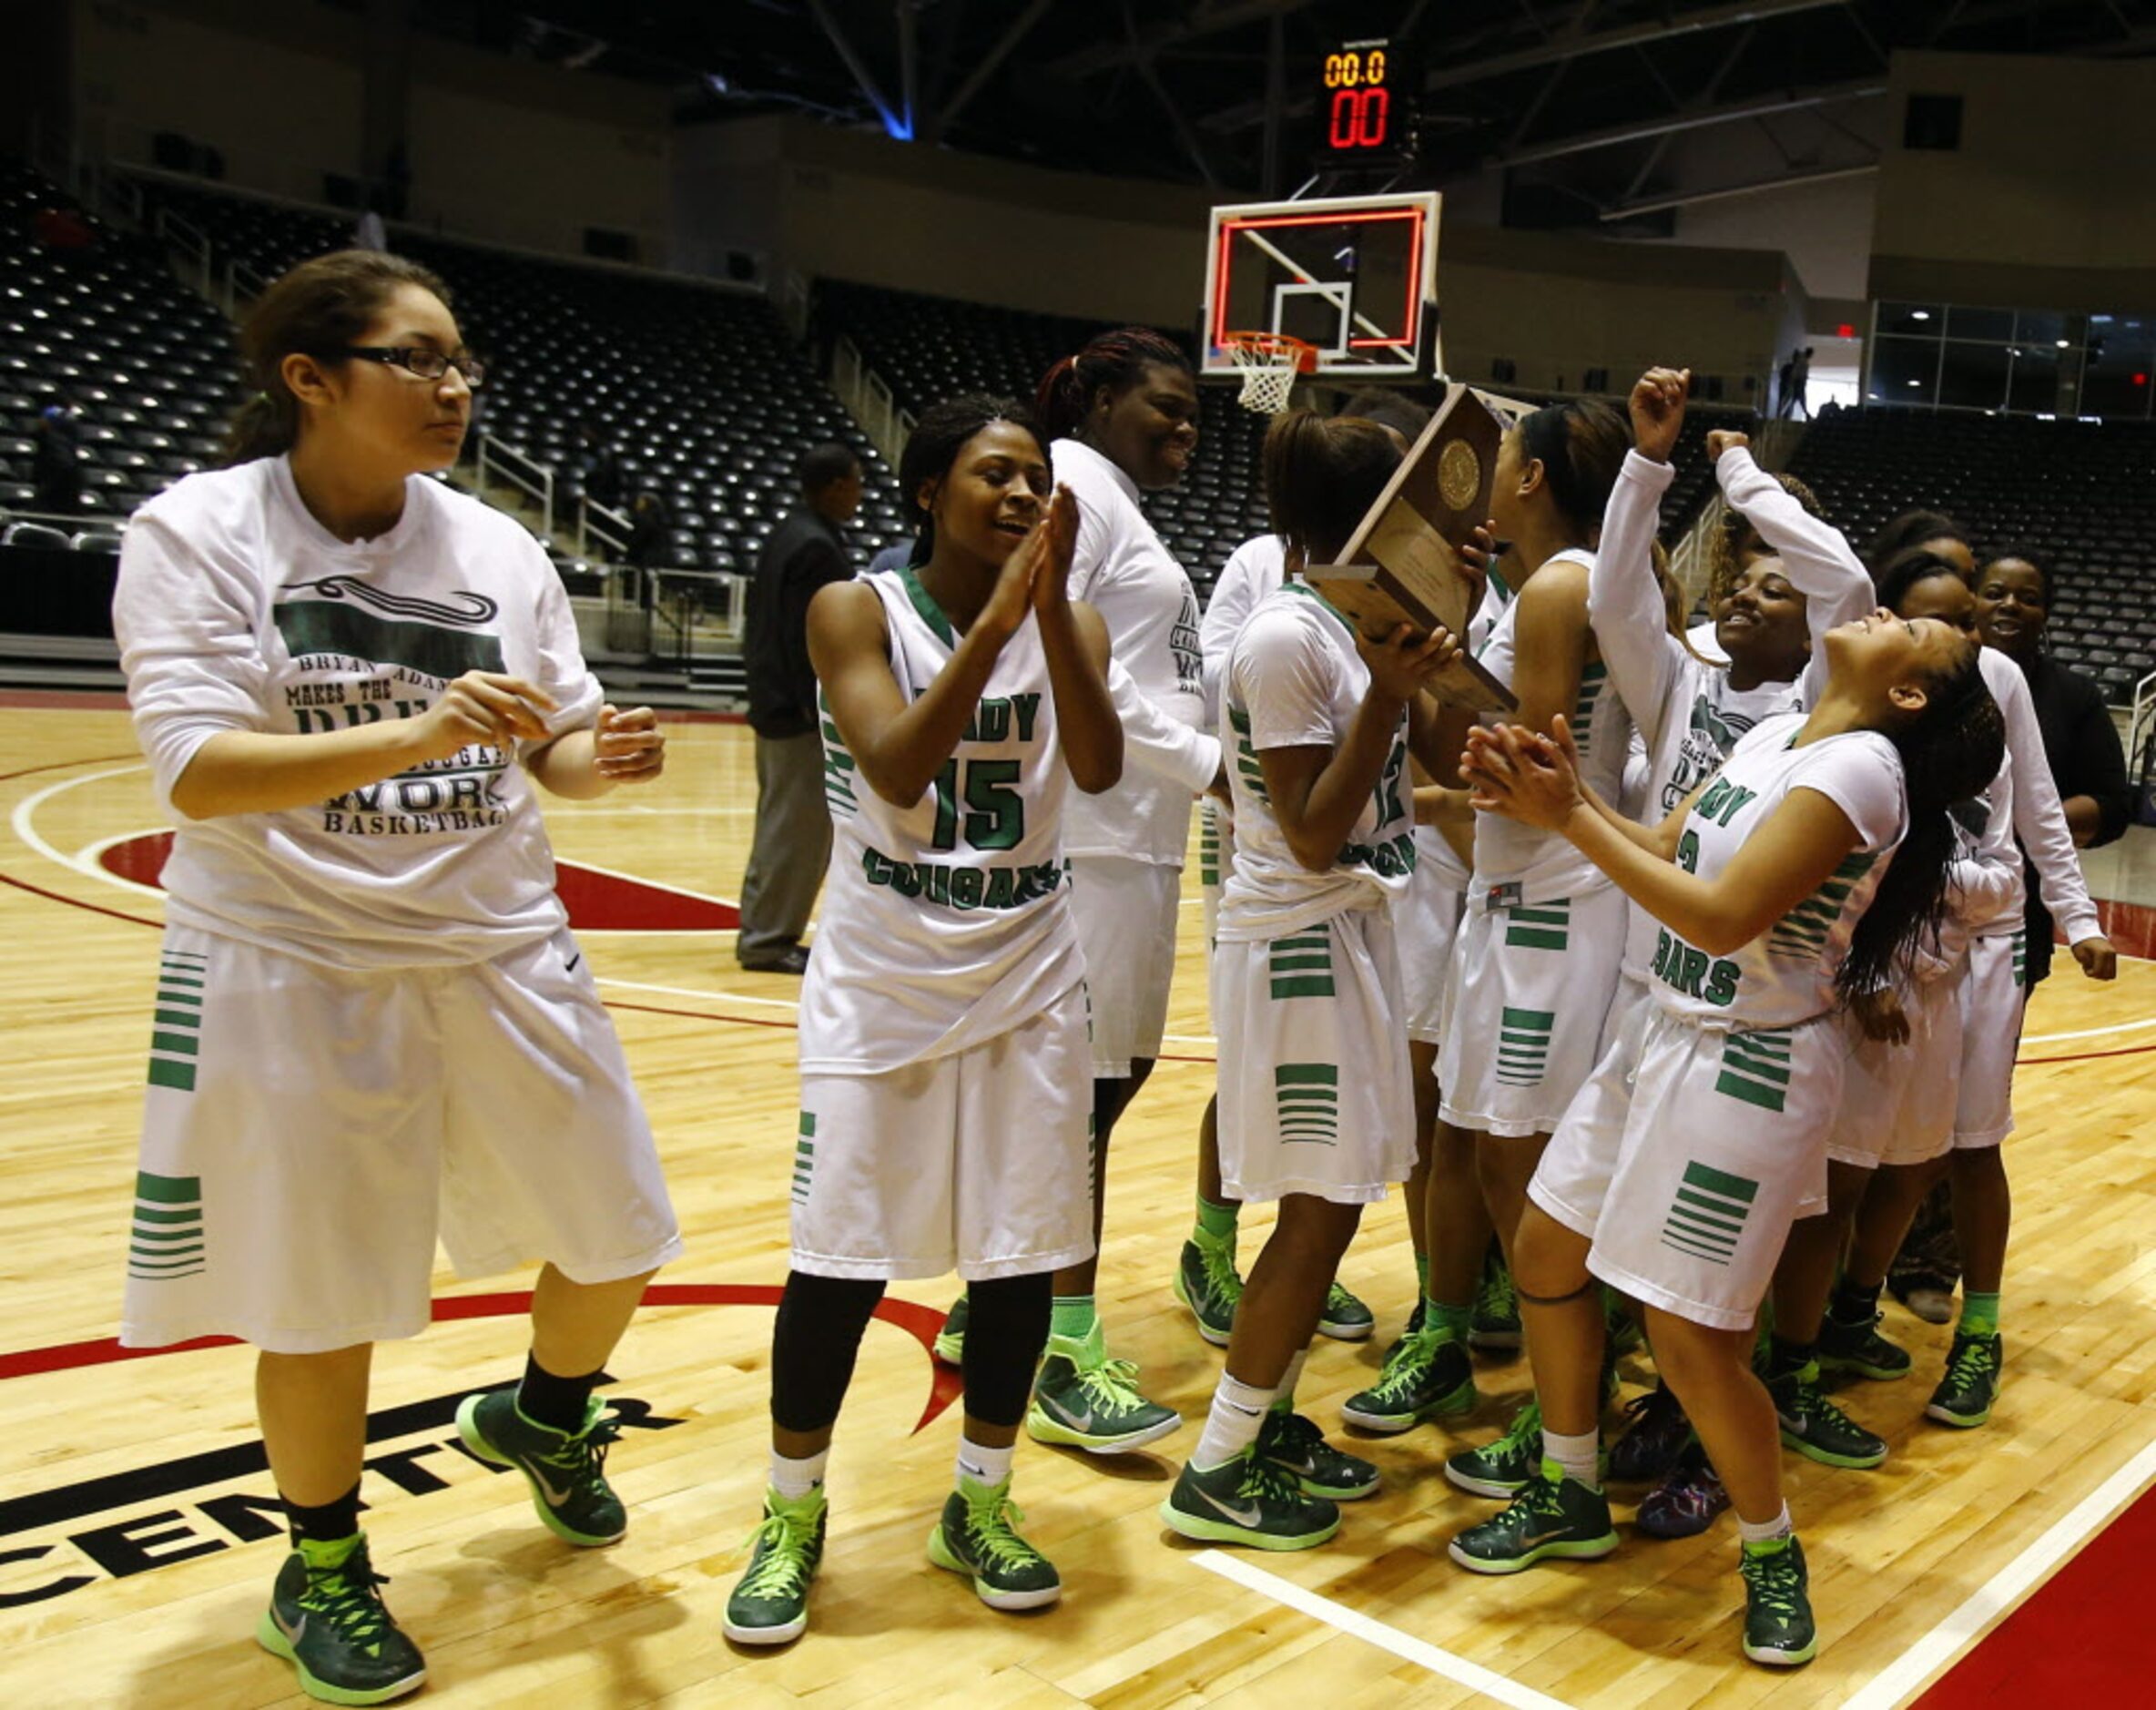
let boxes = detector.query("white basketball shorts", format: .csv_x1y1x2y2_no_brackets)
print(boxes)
790,980,1094,1283
1396,864,1466,1046
122,925,682,1356
1954,930,2028,1148
1825,972,1961,1170
1068,853,1179,1078
1199,797,1234,953
1579,1007,1840,1332
1439,882,1629,1138
1211,905,1416,1205
1537,981,1829,1239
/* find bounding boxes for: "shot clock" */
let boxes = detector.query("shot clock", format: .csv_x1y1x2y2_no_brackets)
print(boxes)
1319,38,1417,163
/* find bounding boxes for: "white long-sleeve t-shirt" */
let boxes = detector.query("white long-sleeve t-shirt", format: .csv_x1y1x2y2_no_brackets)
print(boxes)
113,457,603,970
1053,437,1208,865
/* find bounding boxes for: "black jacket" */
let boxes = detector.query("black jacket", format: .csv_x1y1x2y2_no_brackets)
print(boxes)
745,507,852,738
2018,650,2131,983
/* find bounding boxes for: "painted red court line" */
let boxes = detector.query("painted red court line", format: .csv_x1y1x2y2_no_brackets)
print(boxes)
1914,1465,2156,1707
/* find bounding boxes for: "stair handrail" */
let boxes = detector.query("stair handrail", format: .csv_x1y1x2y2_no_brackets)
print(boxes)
151,206,214,297
472,433,554,538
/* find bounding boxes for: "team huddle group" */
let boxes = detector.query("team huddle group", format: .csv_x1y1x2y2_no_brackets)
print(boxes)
107,250,2120,1705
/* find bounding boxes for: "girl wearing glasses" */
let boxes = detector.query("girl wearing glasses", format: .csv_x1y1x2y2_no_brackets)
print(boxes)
112,250,679,1705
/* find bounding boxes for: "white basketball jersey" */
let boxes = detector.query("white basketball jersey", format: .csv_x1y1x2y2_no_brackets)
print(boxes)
798,567,1084,1074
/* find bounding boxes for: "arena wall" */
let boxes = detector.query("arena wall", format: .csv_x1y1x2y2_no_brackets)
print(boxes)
67,0,672,261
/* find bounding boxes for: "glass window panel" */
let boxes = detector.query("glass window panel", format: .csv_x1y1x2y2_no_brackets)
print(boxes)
2015,309,2069,345
2080,319,2155,420
1878,302,1945,337
2007,345,2062,413
1868,336,1939,403
1946,306,2015,341
1939,341,2010,411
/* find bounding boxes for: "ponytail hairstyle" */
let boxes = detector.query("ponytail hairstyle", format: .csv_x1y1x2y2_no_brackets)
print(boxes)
1515,398,1629,541
1035,327,1192,443
1863,507,1969,576
897,392,1051,566
1706,471,1822,609
1835,638,2005,1003
223,249,454,465
1263,410,1403,569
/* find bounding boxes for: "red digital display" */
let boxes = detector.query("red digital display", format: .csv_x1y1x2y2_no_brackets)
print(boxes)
1320,40,1410,158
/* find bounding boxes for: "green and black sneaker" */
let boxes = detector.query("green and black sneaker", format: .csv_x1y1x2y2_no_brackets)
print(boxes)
1341,1323,1477,1434
1027,1324,1181,1453
1317,1279,1375,1341
1604,1288,1643,1359
455,1389,626,1545
1740,1534,1818,1666
927,1475,1062,1610
256,1533,426,1706
1470,1251,1522,1351
1161,1446,1340,1550
1817,1309,1912,1380
1445,1396,1545,1498
1448,1460,1618,1574
1765,1362,1887,1469
723,1486,827,1645
1257,1407,1380,1499
933,1295,968,1366
1173,1232,1243,1348
1926,1330,2003,1428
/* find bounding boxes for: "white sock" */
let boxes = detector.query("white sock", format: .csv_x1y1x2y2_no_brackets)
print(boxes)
1542,1427,1600,1491
770,1448,828,1501
1193,1374,1276,1469
955,1435,1014,1491
1738,1502,1794,1548
1273,1349,1308,1413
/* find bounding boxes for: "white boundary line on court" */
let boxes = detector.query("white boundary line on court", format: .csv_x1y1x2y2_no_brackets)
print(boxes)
1188,1550,1576,1710
10,764,153,887
1838,1428,2156,1709
597,974,799,1011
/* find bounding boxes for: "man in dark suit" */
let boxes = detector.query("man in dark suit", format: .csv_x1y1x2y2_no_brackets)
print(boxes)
737,443,864,972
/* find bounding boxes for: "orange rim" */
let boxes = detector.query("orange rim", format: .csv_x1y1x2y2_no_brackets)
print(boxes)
1222,331,1320,373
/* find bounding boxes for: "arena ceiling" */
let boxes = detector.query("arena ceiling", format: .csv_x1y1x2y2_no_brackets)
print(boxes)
437,1,2155,226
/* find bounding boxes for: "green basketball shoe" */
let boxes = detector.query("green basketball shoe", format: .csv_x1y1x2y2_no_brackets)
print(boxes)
1341,1323,1477,1434
1470,1251,1522,1351
454,1389,626,1545
1173,1232,1243,1348
1765,1362,1886,1469
933,1295,968,1366
723,1486,827,1646
1027,1324,1181,1453
1926,1330,2003,1428
1444,1396,1544,1498
1257,1407,1380,1499
927,1476,1062,1610
1817,1308,1912,1380
1160,1446,1340,1550
255,1533,426,1705
1448,1460,1618,1574
1740,1534,1818,1666
1317,1279,1376,1341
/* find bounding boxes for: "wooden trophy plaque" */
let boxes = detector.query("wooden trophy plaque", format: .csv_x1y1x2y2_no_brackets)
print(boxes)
1306,383,1516,712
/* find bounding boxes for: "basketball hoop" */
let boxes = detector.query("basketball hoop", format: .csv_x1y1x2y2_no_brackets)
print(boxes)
1225,331,1318,415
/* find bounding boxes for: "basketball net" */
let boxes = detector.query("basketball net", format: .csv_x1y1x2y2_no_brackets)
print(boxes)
1226,332,1316,415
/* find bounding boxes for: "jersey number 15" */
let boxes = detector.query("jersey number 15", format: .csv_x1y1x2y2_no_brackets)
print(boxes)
930,758,1025,852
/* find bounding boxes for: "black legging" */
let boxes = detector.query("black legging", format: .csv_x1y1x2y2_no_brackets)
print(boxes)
770,1268,1053,1433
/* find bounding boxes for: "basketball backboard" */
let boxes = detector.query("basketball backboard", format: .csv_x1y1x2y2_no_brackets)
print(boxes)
1201,192,1440,382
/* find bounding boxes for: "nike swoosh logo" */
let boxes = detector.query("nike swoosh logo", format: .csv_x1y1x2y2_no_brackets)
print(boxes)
1046,1397,1095,1432
1518,1527,1576,1548
1196,1487,1266,1528
273,1609,307,1644
565,953,583,972
530,1467,575,1505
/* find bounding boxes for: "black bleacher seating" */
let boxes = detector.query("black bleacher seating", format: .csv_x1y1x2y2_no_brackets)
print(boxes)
1788,407,2156,702
121,174,904,576
1,161,239,520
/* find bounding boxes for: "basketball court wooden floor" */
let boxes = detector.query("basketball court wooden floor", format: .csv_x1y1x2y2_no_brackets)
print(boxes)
4,698,2154,1708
